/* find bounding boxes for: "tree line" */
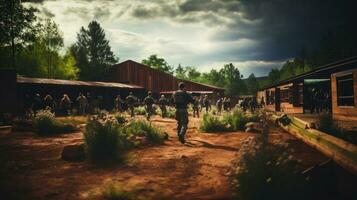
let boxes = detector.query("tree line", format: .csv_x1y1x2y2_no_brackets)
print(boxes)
0,0,117,81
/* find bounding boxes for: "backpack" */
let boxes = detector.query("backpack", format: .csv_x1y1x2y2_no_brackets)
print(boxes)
174,90,186,104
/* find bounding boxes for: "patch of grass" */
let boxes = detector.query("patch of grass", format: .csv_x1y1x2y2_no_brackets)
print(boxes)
103,184,135,200
232,138,310,200
33,109,78,135
124,120,166,144
200,113,228,132
84,113,131,161
223,109,260,131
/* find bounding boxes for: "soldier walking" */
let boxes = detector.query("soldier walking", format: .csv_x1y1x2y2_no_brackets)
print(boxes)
114,94,124,112
60,94,72,116
216,97,223,114
158,95,168,118
144,91,155,120
203,95,211,113
126,92,137,118
172,82,194,144
192,96,200,118
43,94,54,111
77,93,88,115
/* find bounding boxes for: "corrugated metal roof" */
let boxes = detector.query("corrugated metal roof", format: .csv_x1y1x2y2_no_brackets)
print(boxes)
17,77,143,89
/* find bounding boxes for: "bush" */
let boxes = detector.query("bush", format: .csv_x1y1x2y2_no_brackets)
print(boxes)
33,109,78,135
223,109,260,131
124,120,166,144
232,138,310,200
102,184,135,200
114,114,127,124
84,113,131,161
134,106,146,115
200,113,228,132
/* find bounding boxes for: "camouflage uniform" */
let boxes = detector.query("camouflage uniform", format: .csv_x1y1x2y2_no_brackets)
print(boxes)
203,95,211,113
192,97,200,118
144,92,155,120
158,95,168,118
60,94,72,116
114,95,124,112
172,84,194,144
216,98,223,114
76,93,88,115
126,92,137,118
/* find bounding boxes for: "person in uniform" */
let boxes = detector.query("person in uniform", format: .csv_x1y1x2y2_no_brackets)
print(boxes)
199,96,204,112
126,92,137,118
203,95,211,113
114,94,124,112
172,82,194,144
86,92,93,114
192,96,200,118
60,94,72,116
144,91,155,120
76,93,88,115
43,94,54,111
216,97,223,114
158,94,168,118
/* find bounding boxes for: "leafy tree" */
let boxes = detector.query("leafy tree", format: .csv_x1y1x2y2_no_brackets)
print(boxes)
220,63,247,95
0,0,37,68
246,73,259,95
142,54,173,74
37,19,64,78
186,66,201,81
175,64,187,79
73,20,118,81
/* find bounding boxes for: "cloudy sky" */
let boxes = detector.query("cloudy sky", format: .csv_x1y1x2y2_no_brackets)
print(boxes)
24,0,356,77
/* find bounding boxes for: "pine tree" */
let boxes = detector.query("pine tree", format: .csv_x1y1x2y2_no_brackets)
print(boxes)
73,21,118,81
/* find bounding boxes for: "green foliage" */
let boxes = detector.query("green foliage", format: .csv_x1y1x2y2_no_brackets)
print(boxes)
114,113,127,124
84,113,129,161
102,184,135,200
200,113,228,133
134,106,147,115
33,109,78,135
124,120,166,144
223,109,259,131
73,20,118,81
142,54,173,74
233,138,310,200
166,107,176,119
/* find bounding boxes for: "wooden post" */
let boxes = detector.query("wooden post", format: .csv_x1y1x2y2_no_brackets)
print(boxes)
275,87,281,111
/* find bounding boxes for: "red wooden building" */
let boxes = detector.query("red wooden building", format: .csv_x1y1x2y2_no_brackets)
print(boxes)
111,60,225,95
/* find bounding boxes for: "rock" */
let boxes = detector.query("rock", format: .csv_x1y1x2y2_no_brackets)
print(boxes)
61,144,85,161
245,122,263,133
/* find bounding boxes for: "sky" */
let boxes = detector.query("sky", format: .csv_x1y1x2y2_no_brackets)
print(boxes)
24,0,356,77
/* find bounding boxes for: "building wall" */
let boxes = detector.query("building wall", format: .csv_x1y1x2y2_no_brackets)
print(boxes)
0,69,17,114
111,60,224,94
331,68,357,121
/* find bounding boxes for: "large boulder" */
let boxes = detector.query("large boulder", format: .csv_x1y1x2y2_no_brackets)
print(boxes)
61,144,85,161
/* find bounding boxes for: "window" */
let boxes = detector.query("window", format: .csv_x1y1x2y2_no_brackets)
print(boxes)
336,74,354,106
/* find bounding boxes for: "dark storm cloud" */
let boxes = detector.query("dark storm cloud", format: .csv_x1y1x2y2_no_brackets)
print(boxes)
128,0,357,61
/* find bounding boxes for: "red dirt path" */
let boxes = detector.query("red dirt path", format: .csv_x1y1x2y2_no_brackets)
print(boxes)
0,116,327,200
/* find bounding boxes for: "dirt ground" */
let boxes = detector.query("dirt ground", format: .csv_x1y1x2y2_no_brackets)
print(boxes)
0,115,330,200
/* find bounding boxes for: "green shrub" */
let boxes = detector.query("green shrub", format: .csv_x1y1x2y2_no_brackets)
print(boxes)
114,114,127,124
33,109,78,135
102,184,135,200
223,109,260,131
84,113,131,161
124,120,166,144
134,106,146,115
233,138,310,200
200,113,228,132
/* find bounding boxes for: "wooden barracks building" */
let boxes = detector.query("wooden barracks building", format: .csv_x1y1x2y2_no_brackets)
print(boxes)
0,60,224,114
257,56,357,121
